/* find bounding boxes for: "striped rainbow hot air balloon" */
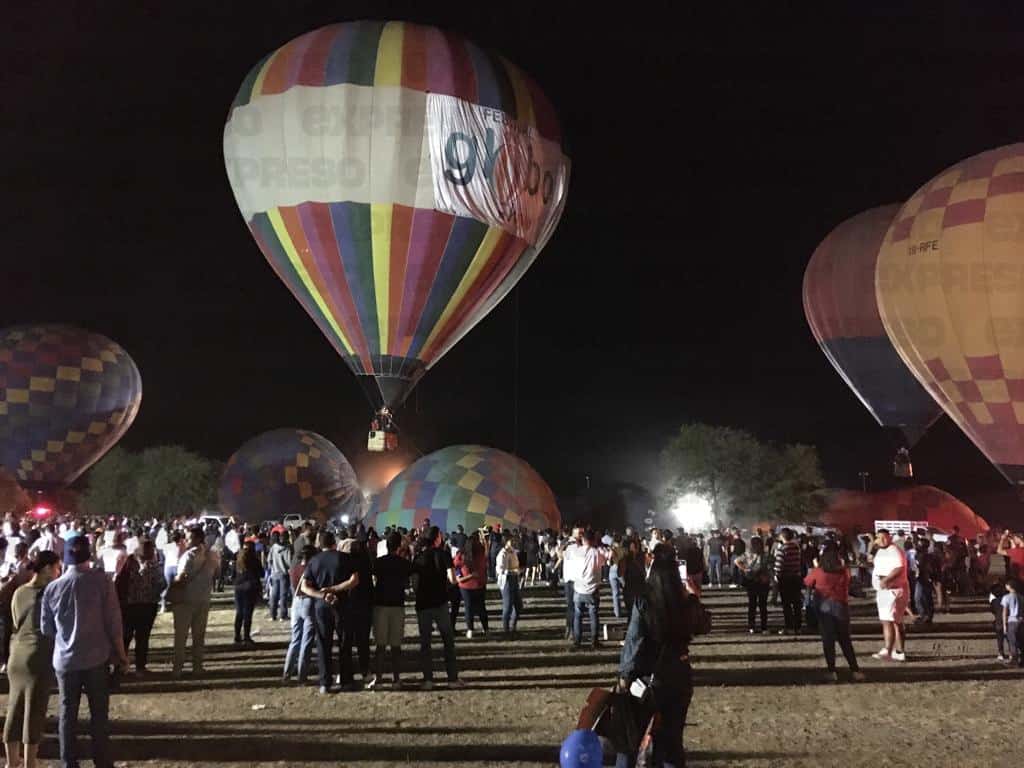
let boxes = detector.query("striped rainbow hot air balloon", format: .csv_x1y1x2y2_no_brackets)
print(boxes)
223,21,570,409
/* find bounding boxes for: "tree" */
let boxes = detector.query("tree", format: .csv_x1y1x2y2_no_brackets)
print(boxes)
81,447,141,520
82,445,218,520
661,423,825,528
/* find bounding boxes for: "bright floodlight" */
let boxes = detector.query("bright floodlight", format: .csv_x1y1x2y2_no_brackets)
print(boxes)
670,493,714,531
340,514,350,525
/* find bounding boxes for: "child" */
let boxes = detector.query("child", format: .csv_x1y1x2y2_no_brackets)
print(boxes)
1002,578,1023,667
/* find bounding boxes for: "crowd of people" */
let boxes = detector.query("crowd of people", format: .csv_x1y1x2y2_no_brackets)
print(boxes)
0,512,1020,767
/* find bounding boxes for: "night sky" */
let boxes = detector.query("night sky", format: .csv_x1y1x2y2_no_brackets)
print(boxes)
6,3,1024,525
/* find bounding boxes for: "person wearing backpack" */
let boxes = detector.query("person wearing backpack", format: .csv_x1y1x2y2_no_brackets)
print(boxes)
614,544,707,768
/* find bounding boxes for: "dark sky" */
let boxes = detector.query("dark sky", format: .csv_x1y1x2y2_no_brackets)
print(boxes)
5,3,1024,523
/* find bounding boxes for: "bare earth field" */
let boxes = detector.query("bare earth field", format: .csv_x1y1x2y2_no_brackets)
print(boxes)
2,584,1021,767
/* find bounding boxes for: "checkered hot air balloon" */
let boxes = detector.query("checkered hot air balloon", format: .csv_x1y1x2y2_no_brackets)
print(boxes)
877,143,1024,485
219,429,360,524
803,206,943,446
0,325,142,489
223,21,570,410
366,445,560,533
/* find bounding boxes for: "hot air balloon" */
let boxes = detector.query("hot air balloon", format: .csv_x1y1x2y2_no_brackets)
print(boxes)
0,325,142,489
877,143,1024,485
366,445,560,533
219,429,360,524
223,21,570,450
803,206,943,447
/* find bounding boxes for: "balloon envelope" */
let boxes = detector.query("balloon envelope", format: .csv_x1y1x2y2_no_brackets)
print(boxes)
819,485,990,539
0,325,142,488
366,445,560,532
223,21,570,408
220,429,359,523
803,206,942,445
877,143,1024,484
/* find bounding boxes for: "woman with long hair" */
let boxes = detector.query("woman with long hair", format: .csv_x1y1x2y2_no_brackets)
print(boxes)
496,535,523,636
3,550,60,768
233,538,263,646
121,539,166,674
455,532,489,639
735,536,771,633
616,545,701,768
805,546,864,682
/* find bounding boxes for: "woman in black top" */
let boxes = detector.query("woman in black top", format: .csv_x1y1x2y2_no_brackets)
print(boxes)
616,545,700,768
233,539,263,646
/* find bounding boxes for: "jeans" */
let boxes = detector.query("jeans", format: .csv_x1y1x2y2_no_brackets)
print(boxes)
500,573,523,632
615,672,693,768
818,600,859,672
448,585,461,631
234,586,257,641
313,600,349,689
161,564,177,609
1009,620,1022,663
269,572,292,620
708,555,722,587
57,664,112,768
609,565,622,619
171,600,210,673
745,582,769,630
416,605,458,682
342,607,371,678
123,603,158,670
914,580,934,621
573,592,599,645
564,581,575,635
779,576,803,632
460,587,489,633
283,594,315,681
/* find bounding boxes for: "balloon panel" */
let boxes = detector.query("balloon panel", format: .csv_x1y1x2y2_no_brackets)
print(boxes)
367,444,560,532
877,144,1024,483
803,205,942,438
820,485,990,539
219,429,359,523
0,325,142,487
224,21,570,408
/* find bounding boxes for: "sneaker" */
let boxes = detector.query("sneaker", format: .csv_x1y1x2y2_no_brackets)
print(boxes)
421,680,434,691
748,628,756,634
997,654,1008,663
891,650,906,662
465,630,473,640
826,670,839,683
365,676,379,690
449,678,467,689
851,671,866,683
871,649,890,660
318,685,332,695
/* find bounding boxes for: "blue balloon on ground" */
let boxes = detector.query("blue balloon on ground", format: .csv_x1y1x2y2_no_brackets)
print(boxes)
561,729,603,767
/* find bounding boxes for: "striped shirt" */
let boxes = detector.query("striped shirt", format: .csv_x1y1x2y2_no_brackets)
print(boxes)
774,541,802,579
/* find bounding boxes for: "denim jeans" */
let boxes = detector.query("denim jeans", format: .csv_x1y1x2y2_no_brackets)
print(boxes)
342,606,371,678
269,572,292,620
708,555,722,586
609,565,622,619
564,581,575,634
284,594,315,681
779,576,803,631
500,573,523,631
416,605,458,682
818,599,859,672
313,600,348,689
914,580,934,621
161,564,177,609
234,586,257,642
460,587,489,633
573,592,599,645
1009,620,1022,662
57,664,112,768
746,582,769,631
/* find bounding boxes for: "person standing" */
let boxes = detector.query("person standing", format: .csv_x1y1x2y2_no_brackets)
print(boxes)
561,528,584,641
804,548,864,682
3,551,60,768
412,526,463,689
773,529,804,635
455,533,490,639
233,539,263,646
267,532,292,621
120,540,166,674
300,531,360,694
871,529,910,662
170,527,220,678
160,530,183,613
0,542,32,676
41,536,129,768
572,530,607,648
370,532,412,688
736,536,771,634
340,529,373,688
496,534,523,636
1001,578,1022,667
282,545,317,684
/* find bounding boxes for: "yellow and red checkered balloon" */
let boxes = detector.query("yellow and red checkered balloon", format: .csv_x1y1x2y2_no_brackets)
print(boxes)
0,325,142,488
877,143,1024,484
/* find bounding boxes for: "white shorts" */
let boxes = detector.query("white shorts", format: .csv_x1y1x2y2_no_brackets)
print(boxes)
876,587,909,622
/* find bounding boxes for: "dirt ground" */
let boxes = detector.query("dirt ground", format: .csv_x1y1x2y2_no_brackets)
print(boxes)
3,583,1022,767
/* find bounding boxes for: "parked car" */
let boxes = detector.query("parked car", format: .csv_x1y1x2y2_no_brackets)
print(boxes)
283,514,308,530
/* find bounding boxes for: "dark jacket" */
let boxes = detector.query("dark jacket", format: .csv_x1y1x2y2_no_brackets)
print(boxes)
619,596,694,690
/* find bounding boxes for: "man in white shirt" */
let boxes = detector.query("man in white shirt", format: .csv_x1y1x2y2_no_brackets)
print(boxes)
571,530,608,648
28,524,64,561
560,528,584,640
872,529,910,662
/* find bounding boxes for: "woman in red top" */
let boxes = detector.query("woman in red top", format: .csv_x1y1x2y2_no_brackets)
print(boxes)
804,547,864,682
455,534,490,638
